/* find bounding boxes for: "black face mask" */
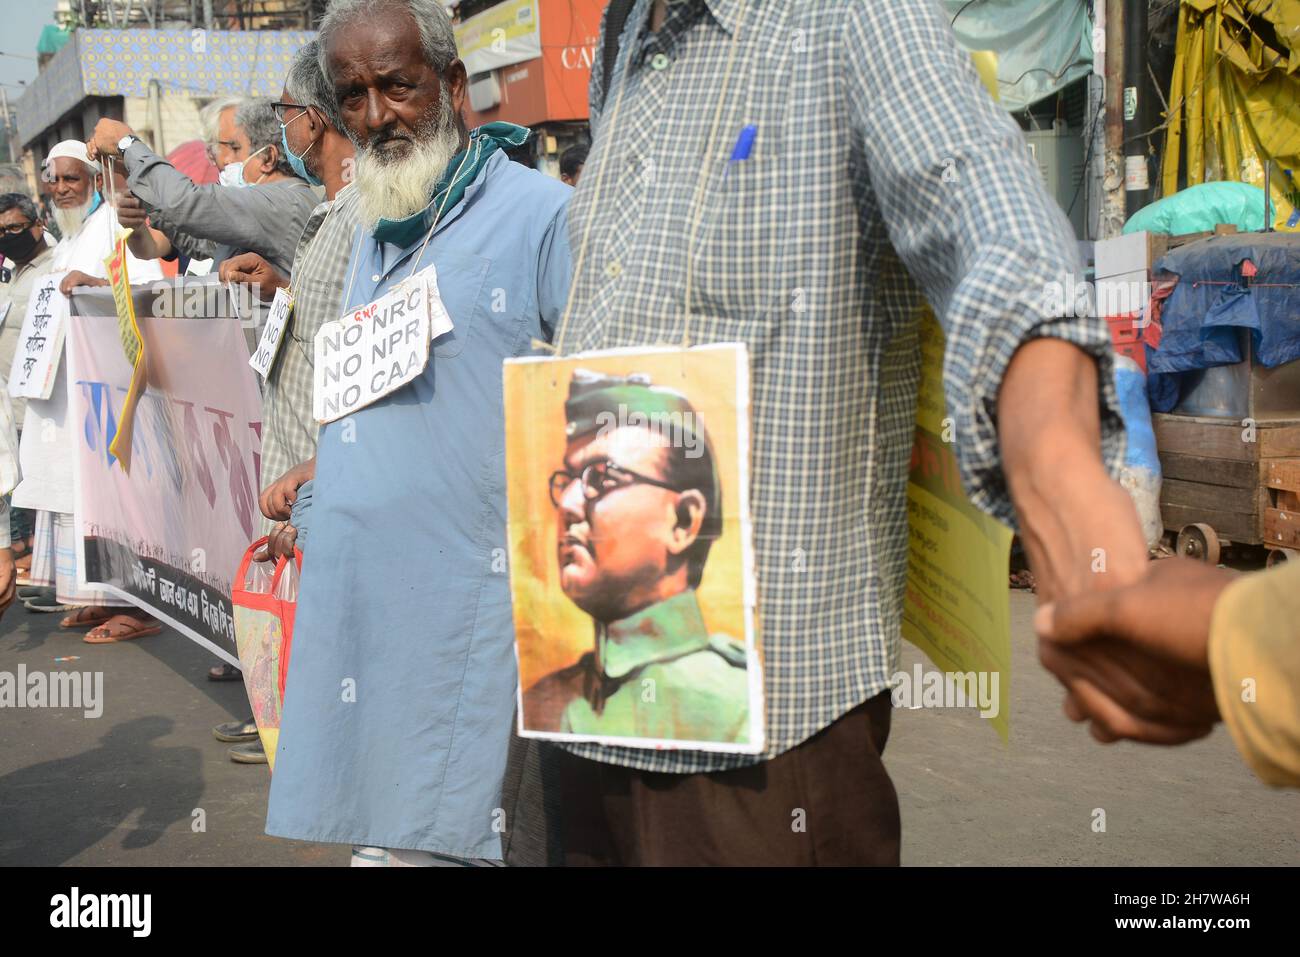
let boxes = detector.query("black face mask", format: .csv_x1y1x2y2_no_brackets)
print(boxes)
0,228,40,263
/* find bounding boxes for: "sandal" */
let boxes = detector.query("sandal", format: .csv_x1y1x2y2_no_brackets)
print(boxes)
208,663,243,681
83,614,163,644
60,606,116,629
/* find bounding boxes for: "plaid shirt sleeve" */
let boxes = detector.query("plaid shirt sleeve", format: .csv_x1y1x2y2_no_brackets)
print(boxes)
843,1,1125,526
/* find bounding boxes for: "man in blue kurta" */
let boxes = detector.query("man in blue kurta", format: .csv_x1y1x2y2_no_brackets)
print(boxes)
263,0,571,865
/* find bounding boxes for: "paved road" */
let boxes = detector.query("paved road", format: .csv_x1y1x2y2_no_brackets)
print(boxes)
1,592,1295,866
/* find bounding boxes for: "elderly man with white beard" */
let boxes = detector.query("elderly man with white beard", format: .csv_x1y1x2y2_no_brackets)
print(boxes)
261,0,572,866
12,142,164,642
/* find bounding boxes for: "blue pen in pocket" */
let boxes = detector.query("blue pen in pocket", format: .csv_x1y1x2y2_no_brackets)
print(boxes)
722,124,758,183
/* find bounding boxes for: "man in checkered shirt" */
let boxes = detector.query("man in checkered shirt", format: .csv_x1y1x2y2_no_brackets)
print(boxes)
539,0,1151,865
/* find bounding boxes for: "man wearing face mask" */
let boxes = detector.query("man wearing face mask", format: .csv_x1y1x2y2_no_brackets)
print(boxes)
87,98,317,278
221,42,359,527
0,193,55,576
210,43,359,765
0,195,55,427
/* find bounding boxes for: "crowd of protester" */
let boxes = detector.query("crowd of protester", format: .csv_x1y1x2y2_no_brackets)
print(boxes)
0,0,1294,867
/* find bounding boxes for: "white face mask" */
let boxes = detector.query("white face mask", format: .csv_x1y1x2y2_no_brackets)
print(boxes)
220,145,270,188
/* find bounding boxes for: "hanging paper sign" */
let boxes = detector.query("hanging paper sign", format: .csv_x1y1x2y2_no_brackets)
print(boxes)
900,308,1013,740
7,270,69,400
312,264,452,423
105,229,145,473
249,287,294,380
504,343,764,754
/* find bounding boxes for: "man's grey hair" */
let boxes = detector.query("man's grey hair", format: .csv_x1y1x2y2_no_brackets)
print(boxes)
285,41,342,130
0,192,40,224
199,95,243,145
317,0,458,84
234,98,298,179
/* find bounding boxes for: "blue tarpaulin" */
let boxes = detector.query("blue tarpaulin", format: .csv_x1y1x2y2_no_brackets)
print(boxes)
1148,234,1300,411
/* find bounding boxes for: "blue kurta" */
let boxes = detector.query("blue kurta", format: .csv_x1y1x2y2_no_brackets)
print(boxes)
265,151,571,858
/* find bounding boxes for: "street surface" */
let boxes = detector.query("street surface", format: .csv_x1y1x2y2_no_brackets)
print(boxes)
1,591,1295,866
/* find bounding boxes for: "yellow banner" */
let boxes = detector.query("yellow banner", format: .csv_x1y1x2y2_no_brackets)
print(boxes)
104,229,145,473
454,0,540,75
901,308,1014,740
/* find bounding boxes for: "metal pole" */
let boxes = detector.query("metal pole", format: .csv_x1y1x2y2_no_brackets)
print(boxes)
1123,0,1151,215
1263,160,1274,234
0,88,12,165
1102,0,1126,238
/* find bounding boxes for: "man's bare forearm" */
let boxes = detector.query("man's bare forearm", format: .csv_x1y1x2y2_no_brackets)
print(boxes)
997,339,1146,601
126,226,171,262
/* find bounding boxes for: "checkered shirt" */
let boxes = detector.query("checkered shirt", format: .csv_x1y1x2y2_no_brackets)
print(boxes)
556,0,1124,773
260,185,361,518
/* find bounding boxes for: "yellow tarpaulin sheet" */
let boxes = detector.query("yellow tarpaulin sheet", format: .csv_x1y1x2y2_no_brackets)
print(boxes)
1164,0,1300,229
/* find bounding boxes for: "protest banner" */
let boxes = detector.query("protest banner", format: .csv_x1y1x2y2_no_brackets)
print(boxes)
902,307,1014,739
7,270,69,400
67,279,263,665
104,229,145,472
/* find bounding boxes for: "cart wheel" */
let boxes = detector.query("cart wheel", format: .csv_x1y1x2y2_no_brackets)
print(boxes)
1177,523,1221,565
1266,548,1296,569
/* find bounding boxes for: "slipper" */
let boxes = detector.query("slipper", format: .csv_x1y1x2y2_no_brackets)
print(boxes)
61,606,116,630
83,614,163,644
208,663,243,681
17,585,54,601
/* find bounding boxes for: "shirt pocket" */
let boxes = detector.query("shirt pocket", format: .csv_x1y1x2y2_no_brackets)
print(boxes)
430,250,491,359
688,119,787,332
287,276,345,345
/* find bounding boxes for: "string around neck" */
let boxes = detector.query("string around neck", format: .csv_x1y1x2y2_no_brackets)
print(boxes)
549,0,755,359
340,132,479,314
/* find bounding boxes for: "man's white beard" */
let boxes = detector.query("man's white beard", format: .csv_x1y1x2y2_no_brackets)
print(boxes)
52,194,95,241
354,94,462,232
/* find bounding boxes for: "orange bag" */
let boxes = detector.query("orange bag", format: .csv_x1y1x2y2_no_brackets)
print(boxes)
230,537,301,772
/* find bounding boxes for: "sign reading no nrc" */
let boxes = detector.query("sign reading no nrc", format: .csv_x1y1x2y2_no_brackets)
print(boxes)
312,266,451,423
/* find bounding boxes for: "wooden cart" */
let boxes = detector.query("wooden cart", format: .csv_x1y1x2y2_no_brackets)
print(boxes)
1154,413,1300,566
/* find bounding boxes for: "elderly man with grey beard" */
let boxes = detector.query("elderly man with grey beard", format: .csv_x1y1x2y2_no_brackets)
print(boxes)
259,0,572,867
11,143,163,642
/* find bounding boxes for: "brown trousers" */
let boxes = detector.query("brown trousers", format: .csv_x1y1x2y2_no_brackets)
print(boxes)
553,692,900,866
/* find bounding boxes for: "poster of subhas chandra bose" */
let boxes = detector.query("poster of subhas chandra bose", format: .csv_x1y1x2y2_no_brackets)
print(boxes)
503,343,764,753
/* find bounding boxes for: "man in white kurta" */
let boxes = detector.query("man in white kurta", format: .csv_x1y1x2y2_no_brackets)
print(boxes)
12,141,163,641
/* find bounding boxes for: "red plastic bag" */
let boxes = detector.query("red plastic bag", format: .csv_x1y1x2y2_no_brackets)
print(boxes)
230,537,302,771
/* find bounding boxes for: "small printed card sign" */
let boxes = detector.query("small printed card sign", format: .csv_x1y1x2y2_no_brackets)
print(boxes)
249,287,294,379
312,264,452,423
8,270,69,400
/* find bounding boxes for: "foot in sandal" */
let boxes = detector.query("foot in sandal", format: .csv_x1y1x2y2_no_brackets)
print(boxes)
59,605,115,629
83,613,163,644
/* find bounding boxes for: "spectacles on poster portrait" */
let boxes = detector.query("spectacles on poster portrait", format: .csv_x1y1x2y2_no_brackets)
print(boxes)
547,460,685,509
